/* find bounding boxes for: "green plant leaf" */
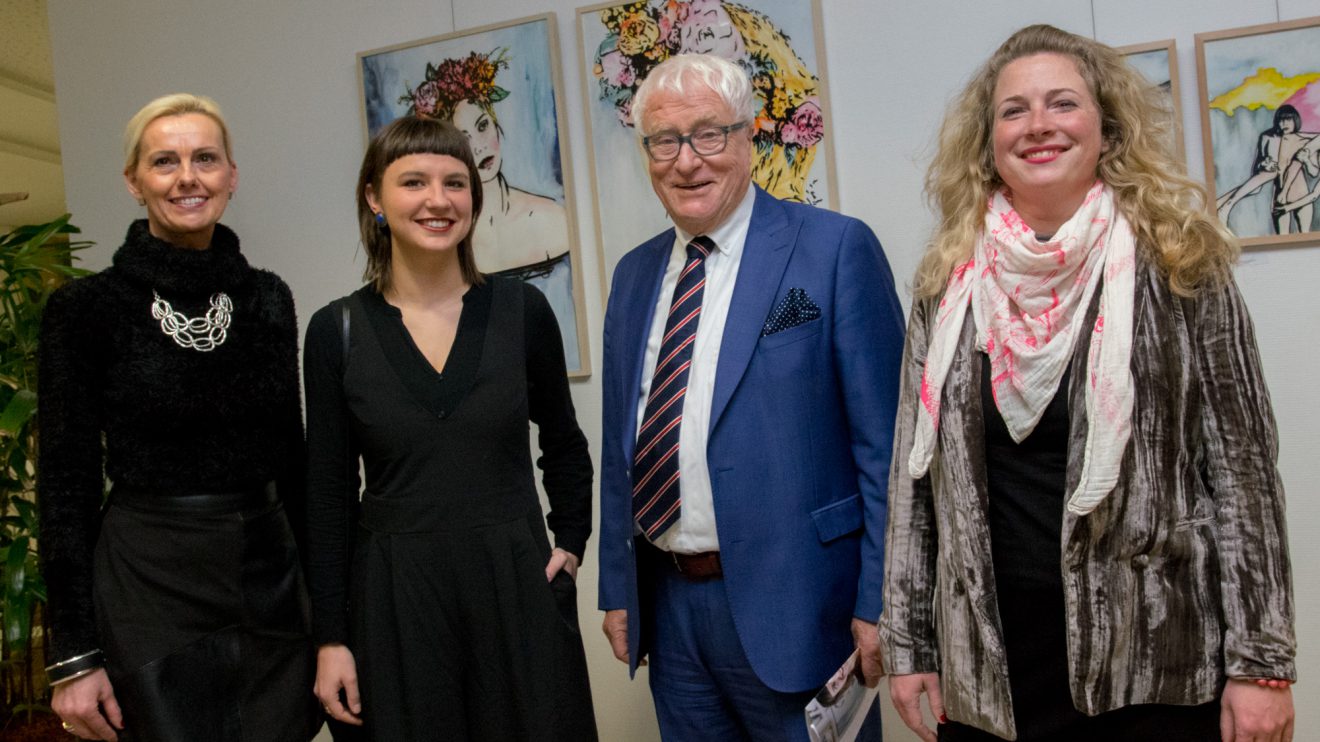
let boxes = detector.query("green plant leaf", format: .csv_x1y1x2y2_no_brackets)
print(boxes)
489,86,509,103
0,213,89,692
11,496,35,526
0,214,72,251
27,559,45,602
0,389,37,436
4,592,31,648
6,535,29,595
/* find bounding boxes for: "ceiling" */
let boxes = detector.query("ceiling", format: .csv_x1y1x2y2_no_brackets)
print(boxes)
0,0,65,232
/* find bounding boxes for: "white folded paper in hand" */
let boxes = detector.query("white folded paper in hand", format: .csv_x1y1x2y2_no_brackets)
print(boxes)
804,648,879,742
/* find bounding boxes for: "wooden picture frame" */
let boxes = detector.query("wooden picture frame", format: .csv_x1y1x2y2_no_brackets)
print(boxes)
575,0,839,298
358,14,592,376
1118,38,1186,163
1196,16,1320,248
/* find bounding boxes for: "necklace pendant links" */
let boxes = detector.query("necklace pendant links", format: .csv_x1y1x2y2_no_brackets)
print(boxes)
151,291,233,352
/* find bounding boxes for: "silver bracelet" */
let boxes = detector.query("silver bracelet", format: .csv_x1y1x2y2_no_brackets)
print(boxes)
45,649,105,686
48,665,99,687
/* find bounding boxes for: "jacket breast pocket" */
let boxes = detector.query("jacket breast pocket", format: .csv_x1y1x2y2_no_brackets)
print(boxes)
758,318,822,350
811,494,863,543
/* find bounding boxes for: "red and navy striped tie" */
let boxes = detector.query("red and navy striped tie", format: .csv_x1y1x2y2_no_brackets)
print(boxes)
632,236,714,539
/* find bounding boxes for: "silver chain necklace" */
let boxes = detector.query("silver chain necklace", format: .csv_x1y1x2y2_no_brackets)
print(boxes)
151,291,233,352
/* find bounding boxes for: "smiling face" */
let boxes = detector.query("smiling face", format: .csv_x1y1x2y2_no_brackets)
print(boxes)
450,99,501,184
992,52,1104,229
124,113,237,249
642,84,753,236
366,153,473,260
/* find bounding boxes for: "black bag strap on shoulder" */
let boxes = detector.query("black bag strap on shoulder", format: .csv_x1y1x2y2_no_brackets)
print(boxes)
340,300,351,370
337,298,360,606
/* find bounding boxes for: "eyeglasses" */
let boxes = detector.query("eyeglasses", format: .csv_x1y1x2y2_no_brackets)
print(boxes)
642,121,750,162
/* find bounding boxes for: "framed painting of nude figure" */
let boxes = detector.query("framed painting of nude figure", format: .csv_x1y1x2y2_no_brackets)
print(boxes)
1118,39,1186,163
358,14,592,376
576,0,839,296
1196,16,1320,248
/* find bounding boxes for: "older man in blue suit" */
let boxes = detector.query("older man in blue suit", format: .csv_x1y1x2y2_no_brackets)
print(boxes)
598,53,905,741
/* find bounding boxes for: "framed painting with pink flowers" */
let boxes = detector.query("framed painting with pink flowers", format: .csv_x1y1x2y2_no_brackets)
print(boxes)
358,14,592,377
576,0,838,295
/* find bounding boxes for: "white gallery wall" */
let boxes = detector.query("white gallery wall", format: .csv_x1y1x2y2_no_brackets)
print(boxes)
46,0,1318,739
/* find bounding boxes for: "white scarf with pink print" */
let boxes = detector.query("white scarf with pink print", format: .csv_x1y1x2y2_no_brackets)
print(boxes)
908,182,1136,515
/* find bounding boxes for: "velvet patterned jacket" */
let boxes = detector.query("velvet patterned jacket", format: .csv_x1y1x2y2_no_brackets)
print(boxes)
878,256,1295,740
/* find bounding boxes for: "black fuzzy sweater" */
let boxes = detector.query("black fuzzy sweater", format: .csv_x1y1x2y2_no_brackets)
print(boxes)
37,220,304,664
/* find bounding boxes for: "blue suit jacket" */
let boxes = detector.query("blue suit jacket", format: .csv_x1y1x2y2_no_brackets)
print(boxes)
598,188,905,692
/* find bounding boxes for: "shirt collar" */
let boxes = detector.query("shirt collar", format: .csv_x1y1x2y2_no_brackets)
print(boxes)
674,183,756,255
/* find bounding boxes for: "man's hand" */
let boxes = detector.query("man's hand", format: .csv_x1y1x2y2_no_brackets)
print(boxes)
603,609,644,665
850,617,883,687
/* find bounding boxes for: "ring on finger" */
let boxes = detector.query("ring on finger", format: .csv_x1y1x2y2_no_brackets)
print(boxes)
62,721,76,733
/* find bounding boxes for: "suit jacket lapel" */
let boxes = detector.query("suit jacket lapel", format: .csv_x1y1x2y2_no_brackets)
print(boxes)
709,188,797,432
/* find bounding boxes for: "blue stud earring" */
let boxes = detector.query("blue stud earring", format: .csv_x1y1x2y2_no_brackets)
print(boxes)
374,212,386,227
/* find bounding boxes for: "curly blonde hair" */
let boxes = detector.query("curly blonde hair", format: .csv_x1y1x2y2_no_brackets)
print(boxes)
914,24,1237,298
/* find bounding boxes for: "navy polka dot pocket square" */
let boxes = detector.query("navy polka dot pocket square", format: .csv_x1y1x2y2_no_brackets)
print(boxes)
761,288,821,336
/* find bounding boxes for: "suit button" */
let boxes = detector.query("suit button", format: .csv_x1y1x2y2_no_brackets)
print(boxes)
1132,554,1151,569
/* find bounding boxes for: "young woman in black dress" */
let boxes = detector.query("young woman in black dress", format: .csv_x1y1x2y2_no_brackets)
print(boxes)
305,115,596,741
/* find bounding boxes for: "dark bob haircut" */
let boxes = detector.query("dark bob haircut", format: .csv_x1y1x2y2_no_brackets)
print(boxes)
356,115,484,291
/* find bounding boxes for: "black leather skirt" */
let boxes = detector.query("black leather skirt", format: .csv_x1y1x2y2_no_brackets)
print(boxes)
92,485,320,742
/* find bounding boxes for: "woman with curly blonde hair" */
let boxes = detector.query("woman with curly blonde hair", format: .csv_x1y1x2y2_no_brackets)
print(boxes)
880,24,1295,742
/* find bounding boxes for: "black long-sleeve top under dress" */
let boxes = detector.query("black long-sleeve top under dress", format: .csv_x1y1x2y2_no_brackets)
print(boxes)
303,276,596,740
37,220,306,666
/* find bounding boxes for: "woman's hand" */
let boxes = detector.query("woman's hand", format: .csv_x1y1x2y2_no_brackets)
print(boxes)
889,672,944,742
315,644,363,726
51,668,123,740
544,547,579,581
1220,678,1293,741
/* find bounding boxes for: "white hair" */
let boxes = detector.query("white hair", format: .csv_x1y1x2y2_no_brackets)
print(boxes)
631,54,756,135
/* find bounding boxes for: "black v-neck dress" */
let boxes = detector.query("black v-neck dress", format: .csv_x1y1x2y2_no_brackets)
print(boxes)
304,277,596,741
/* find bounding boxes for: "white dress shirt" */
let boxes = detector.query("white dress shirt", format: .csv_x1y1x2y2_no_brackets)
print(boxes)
635,184,756,554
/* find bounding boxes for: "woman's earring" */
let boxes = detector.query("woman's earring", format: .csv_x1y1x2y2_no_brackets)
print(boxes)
375,212,387,227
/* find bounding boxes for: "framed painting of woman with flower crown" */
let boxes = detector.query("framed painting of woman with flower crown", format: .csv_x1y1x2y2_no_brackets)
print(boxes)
576,0,838,294
358,14,591,376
